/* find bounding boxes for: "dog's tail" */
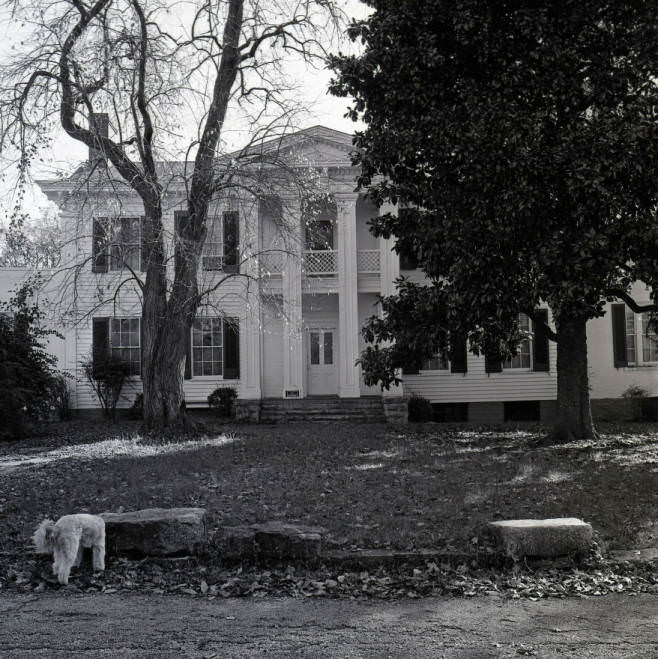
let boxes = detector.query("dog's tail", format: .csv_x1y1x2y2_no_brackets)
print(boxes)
33,519,59,553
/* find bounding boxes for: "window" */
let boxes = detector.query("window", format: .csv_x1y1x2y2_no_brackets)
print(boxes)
624,308,658,365
504,314,532,370
202,216,223,271
188,316,240,378
93,317,141,376
92,216,143,273
422,353,449,371
192,318,223,376
109,217,141,271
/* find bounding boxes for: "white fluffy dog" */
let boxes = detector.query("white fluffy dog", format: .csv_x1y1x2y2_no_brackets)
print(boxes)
33,514,106,585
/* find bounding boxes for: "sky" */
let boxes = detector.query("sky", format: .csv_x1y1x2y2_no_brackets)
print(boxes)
0,0,370,225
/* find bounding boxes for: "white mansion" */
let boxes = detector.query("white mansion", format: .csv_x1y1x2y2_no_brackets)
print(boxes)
3,125,657,422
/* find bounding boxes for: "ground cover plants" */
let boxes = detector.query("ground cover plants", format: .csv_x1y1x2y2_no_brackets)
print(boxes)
0,419,656,599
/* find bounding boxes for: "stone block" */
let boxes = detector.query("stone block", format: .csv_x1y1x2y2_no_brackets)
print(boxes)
488,518,593,559
221,521,325,561
101,508,206,557
383,397,408,423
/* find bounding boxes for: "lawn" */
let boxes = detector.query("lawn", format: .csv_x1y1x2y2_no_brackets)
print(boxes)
1,418,657,557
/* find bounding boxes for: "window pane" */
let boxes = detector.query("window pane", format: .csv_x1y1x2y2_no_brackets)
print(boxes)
324,332,333,364
310,332,320,365
626,308,637,364
642,314,657,362
203,360,213,376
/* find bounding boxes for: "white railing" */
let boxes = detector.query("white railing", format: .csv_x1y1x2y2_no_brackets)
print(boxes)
304,249,337,276
259,252,284,276
357,249,380,274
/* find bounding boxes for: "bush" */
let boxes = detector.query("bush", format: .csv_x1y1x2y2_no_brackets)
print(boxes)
81,354,131,422
622,384,650,421
0,278,62,440
408,394,434,422
128,393,143,420
50,373,72,421
208,387,237,417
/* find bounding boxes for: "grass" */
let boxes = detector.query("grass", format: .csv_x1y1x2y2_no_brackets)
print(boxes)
1,418,657,556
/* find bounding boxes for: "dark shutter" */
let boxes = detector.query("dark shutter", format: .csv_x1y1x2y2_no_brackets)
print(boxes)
92,218,108,272
184,321,192,380
92,317,110,374
139,317,144,379
484,349,503,374
450,335,468,373
402,364,420,375
223,317,240,379
223,211,239,273
532,309,550,372
611,303,628,368
139,216,147,272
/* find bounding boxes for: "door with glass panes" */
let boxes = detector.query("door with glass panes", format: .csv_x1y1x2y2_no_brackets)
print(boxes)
307,328,337,395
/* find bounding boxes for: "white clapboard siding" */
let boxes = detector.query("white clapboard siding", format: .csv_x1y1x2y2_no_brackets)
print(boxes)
404,339,558,403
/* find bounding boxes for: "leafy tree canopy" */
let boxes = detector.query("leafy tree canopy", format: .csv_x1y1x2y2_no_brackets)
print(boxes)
331,0,658,384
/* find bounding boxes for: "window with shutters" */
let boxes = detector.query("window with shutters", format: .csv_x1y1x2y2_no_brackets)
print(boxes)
503,314,532,370
109,318,141,375
189,316,240,378
624,308,658,365
109,217,141,271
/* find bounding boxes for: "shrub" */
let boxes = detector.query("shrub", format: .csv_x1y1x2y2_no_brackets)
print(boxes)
0,278,61,440
128,393,143,420
622,384,650,421
50,373,73,421
81,354,131,422
208,387,237,417
408,394,434,422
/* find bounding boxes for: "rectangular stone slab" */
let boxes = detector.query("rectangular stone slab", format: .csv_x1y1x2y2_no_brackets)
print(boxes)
488,518,593,559
101,508,206,557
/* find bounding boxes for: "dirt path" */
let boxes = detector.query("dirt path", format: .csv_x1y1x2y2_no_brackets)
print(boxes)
1,591,656,658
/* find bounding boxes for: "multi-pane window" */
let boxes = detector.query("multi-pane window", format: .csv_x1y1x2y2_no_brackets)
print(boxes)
109,217,141,271
422,353,449,371
192,318,223,376
625,308,658,365
109,318,141,375
504,314,532,369
202,216,223,270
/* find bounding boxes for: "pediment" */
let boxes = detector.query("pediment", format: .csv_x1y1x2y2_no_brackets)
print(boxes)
249,126,356,168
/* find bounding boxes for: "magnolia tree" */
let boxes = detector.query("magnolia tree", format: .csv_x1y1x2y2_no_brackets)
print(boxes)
331,0,658,441
1,0,344,428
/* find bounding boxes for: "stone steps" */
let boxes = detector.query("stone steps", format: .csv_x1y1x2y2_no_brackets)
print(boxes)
260,397,387,423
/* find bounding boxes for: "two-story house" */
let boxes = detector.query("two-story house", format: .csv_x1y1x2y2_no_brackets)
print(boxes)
24,125,658,422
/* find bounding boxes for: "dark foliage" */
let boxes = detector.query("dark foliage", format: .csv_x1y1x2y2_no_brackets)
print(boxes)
128,393,144,420
0,279,61,440
207,387,237,417
81,355,131,422
330,1,658,439
407,394,433,423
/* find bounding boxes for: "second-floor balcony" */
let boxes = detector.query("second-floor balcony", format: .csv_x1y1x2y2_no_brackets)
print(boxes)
259,249,381,278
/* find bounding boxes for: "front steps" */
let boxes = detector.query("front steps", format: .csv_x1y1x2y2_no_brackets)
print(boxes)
259,396,387,423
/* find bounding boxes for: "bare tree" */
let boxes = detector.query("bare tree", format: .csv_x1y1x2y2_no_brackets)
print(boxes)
0,0,344,428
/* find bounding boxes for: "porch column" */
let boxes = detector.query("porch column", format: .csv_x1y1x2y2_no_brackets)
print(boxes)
336,192,361,398
378,201,404,398
239,196,262,399
281,197,304,398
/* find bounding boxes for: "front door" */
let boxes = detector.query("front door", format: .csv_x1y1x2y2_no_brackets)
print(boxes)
307,328,337,395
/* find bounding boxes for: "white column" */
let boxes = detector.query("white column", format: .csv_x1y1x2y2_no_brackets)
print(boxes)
378,202,404,397
281,197,304,398
336,193,361,398
239,197,262,399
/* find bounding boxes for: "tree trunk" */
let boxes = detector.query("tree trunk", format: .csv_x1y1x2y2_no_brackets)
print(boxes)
140,203,198,431
551,314,597,442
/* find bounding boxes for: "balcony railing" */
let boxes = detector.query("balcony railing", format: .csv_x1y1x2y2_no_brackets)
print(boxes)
304,249,337,276
357,249,380,274
259,249,381,277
